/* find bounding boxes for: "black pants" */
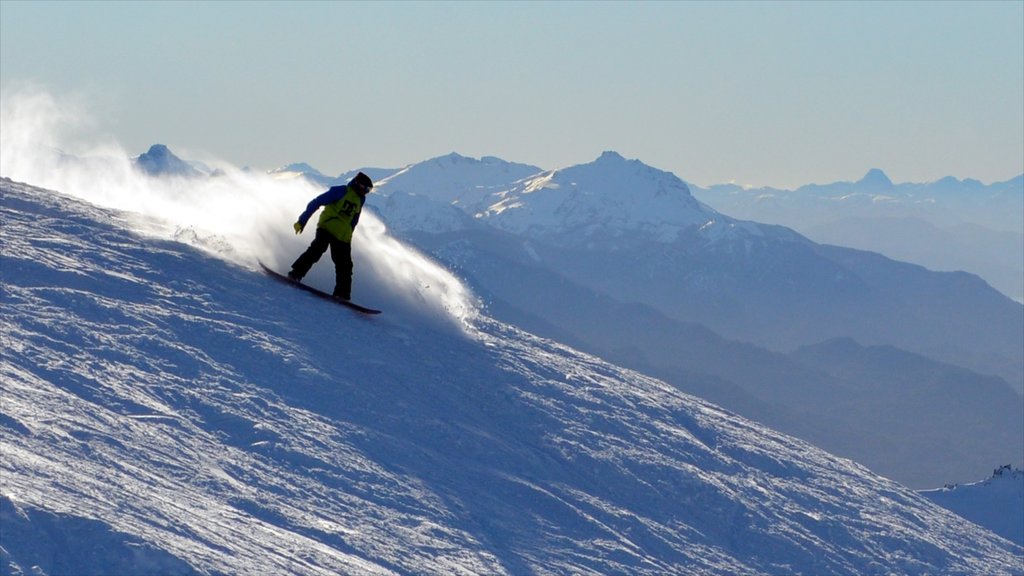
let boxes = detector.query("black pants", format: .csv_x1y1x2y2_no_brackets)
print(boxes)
290,228,353,299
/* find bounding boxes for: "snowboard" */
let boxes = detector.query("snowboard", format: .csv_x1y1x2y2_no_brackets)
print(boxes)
259,261,381,315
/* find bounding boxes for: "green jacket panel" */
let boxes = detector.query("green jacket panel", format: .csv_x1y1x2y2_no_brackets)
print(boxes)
316,186,364,243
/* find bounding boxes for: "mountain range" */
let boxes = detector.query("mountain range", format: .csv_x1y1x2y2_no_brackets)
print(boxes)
693,168,1023,233
690,169,1024,302
367,153,1021,382
401,152,1020,369
3,176,1022,575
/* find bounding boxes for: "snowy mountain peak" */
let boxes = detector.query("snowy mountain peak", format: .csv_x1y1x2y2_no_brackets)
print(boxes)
374,152,542,209
271,162,324,176
268,162,338,187
411,151,526,172
422,151,536,171
133,144,202,178
479,153,718,245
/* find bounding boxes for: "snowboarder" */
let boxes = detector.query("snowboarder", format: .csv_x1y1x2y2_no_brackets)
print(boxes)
288,172,373,300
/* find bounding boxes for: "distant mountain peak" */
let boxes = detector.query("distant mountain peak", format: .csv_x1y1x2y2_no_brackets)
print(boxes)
596,150,627,163
267,162,337,186
271,162,324,176
133,144,202,178
429,151,514,167
144,143,170,156
427,152,527,169
438,151,470,163
857,168,894,190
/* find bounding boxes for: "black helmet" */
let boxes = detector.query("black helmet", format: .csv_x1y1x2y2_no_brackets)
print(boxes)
351,171,373,193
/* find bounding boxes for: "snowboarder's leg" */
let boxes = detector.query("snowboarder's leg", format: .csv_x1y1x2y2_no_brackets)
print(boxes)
289,228,331,280
329,239,353,300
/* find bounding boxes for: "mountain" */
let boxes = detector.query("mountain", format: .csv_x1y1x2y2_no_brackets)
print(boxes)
690,169,1023,235
855,168,895,193
480,150,716,246
375,152,542,210
4,178,1023,574
268,162,335,187
691,170,1024,301
362,153,544,237
794,168,898,197
921,465,1024,547
133,144,204,178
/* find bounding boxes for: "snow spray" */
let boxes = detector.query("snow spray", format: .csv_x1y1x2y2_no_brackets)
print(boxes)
0,87,480,331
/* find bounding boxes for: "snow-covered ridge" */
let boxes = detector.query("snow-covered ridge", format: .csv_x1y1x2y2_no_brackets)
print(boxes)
268,162,333,185
480,151,715,244
3,178,1022,574
363,150,785,249
921,465,1024,547
375,151,542,209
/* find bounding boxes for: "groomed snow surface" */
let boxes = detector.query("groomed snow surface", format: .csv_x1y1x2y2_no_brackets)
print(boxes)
2,178,1022,575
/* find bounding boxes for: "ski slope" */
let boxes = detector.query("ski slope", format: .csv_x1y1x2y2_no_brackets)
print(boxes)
2,178,1022,574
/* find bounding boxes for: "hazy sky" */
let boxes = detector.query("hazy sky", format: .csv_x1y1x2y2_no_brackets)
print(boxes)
2,0,1022,188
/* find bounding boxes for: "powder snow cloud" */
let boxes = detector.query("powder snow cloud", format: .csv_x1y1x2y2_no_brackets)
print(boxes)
0,87,479,330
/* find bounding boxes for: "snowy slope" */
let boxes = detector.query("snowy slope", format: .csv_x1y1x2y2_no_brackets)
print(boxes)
3,179,1023,575
921,466,1024,547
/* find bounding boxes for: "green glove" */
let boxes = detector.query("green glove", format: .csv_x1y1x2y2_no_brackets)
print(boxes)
293,221,304,234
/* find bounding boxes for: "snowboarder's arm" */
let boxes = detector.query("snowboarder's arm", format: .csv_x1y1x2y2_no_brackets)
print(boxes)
296,186,348,227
